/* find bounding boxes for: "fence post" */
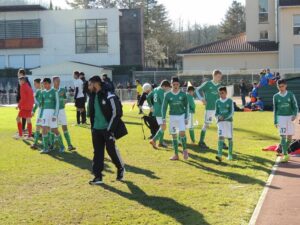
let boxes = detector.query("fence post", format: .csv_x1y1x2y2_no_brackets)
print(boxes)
7,93,9,105
251,73,254,84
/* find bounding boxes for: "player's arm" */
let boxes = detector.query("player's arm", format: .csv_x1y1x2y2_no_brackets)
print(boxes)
291,93,299,119
273,95,278,125
195,82,207,100
146,91,154,108
215,101,220,121
54,91,59,118
184,94,189,121
161,94,169,123
190,97,196,112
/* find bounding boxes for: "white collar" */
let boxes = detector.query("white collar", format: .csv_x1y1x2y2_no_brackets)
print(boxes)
220,98,228,103
171,90,180,95
279,91,288,97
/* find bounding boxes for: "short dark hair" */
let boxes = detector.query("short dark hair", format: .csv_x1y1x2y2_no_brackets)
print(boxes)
213,70,222,76
171,76,179,83
218,86,227,92
136,79,140,84
52,76,60,81
34,78,41,83
277,79,287,85
102,74,108,78
79,72,85,76
74,71,80,76
187,86,195,92
18,69,26,76
160,80,171,87
43,78,51,84
253,82,257,85
89,75,102,84
19,76,26,81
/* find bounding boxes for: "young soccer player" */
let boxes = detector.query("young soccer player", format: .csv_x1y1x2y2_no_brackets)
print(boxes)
31,79,43,149
196,70,223,149
215,87,234,162
273,79,299,163
40,78,65,154
15,76,34,140
148,80,171,149
186,86,196,143
53,76,76,151
162,77,189,160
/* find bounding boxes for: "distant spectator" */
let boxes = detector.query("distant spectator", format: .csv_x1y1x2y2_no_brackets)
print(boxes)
135,79,143,114
250,82,258,103
252,97,264,111
102,74,115,93
275,72,281,81
265,69,274,80
239,79,248,106
258,69,268,88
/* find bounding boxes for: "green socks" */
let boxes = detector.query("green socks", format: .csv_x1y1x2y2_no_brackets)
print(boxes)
153,129,163,142
228,139,233,157
34,130,40,145
180,136,187,150
200,130,206,144
218,140,224,157
189,129,195,143
49,131,54,146
64,131,72,146
42,134,49,150
55,134,64,148
159,130,164,144
172,138,179,155
281,137,288,155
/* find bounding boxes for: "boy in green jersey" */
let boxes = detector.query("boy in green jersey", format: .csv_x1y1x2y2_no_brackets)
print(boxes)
196,70,223,150
31,79,43,149
162,77,189,160
215,87,234,162
53,76,76,151
273,79,299,163
186,86,196,143
148,80,171,149
40,78,65,154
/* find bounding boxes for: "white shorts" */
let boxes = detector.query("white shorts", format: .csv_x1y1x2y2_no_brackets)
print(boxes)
169,114,186,134
278,116,295,136
217,121,233,139
58,109,67,126
41,109,58,129
186,113,194,129
205,110,216,124
156,117,163,125
36,108,43,126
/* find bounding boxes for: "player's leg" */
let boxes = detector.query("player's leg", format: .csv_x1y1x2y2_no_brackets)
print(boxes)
187,113,195,143
26,117,33,138
226,122,233,160
150,117,165,149
22,118,26,131
228,138,233,160
81,100,87,124
216,122,225,162
41,126,50,153
278,116,290,163
199,110,213,149
59,109,75,150
15,115,23,139
169,116,179,160
178,114,188,160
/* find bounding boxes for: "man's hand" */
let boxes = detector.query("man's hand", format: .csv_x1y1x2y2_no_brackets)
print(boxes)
201,99,207,105
150,107,154,112
275,124,278,128
52,116,57,122
32,112,35,117
161,122,166,131
185,119,188,125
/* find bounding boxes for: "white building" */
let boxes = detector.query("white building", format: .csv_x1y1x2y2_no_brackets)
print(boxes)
178,0,300,74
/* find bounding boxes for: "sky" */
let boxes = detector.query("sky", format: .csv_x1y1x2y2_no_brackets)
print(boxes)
53,0,245,26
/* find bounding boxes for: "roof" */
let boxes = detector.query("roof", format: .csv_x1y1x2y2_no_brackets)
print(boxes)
279,0,300,6
178,33,279,55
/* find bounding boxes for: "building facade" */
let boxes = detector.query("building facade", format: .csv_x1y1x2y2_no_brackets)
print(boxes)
0,2,144,72
179,0,300,73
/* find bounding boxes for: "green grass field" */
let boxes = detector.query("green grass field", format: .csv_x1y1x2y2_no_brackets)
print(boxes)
0,103,278,225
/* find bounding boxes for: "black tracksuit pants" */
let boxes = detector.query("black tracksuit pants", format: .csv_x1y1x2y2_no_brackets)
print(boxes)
92,129,124,177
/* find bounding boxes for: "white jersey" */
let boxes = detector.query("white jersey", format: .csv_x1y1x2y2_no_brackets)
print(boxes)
74,79,84,99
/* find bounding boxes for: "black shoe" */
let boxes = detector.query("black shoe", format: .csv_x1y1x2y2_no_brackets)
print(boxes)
198,142,209,150
89,176,103,185
116,167,125,181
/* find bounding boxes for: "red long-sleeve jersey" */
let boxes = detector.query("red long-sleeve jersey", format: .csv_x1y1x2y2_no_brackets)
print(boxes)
18,82,34,111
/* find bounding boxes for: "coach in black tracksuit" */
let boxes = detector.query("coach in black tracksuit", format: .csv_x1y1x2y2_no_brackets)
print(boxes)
88,76,127,185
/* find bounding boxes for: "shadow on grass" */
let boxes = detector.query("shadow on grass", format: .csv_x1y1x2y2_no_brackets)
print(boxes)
124,121,143,126
233,127,278,141
46,151,160,180
102,181,209,225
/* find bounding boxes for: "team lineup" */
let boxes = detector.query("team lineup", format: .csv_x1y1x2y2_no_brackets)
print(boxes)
15,69,299,184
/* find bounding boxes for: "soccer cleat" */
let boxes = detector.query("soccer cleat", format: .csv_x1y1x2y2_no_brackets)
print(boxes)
13,134,22,140
89,176,103,185
149,140,158,150
169,155,179,161
227,155,233,161
158,142,168,148
198,142,209,150
40,149,49,154
59,146,65,153
183,150,189,160
30,144,39,150
68,145,76,151
280,155,290,163
23,136,34,141
216,155,222,162
116,167,125,181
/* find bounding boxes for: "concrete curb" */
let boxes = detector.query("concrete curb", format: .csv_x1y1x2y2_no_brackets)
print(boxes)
248,157,280,225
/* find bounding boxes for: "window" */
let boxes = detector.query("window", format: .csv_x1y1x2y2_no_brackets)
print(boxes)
75,19,108,54
259,0,268,23
0,56,5,69
8,54,40,69
0,19,40,39
260,31,269,40
294,15,300,35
